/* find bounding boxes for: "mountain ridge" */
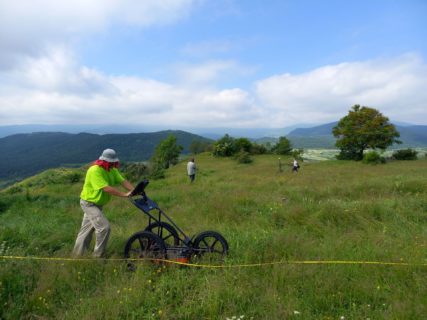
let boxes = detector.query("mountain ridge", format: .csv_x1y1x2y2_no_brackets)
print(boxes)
0,130,212,182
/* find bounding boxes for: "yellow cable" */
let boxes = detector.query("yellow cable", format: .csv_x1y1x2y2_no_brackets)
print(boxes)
1,255,426,268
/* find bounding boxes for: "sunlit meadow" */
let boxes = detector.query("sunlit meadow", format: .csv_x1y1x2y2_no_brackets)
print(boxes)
1,154,426,319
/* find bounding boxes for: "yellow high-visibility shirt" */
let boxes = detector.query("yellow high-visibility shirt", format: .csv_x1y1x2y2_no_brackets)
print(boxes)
80,165,125,206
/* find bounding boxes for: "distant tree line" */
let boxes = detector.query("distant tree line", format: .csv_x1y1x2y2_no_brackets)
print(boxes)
211,134,303,164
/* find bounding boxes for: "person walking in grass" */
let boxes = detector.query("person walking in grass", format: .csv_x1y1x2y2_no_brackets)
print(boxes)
292,159,300,173
73,148,134,258
187,157,196,182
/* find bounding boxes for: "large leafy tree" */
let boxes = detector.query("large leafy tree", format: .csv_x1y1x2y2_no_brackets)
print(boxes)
333,105,400,160
151,135,183,169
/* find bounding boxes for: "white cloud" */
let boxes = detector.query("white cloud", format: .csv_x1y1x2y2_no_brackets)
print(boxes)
1,52,426,128
255,53,427,126
0,49,258,127
174,60,240,85
0,0,197,69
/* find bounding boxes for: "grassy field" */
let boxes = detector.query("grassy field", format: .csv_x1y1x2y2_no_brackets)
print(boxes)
0,154,426,319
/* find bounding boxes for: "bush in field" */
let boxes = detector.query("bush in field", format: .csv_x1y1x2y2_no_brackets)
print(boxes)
5,185,23,195
121,162,149,182
0,198,10,213
189,140,212,154
271,136,292,155
362,151,385,164
149,165,166,180
65,172,82,183
291,148,304,161
234,138,252,153
213,134,270,157
235,150,253,164
250,143,267,155
392,148,418,160
213,134,237,157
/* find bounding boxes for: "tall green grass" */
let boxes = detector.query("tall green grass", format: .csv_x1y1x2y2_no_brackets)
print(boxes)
1,155,426,319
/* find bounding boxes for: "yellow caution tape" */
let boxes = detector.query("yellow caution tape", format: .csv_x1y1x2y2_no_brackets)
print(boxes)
1,255,426,268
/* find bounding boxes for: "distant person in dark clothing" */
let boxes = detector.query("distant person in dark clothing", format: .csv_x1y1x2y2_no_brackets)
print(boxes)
187,158,196,182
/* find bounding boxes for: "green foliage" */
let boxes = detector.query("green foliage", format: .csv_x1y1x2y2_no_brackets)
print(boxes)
5,185,23,195
250,143,267,155
189,140,212,154
15,168,84,189
362,151,386,164
291,148,304,161
0,197,10,213
272,136,292,155
333,105,401,160
150,135,183,169
235,150,253,164
235,138,252,153
212,134,237,157
0,130,212,181
392,148,418,160
120,162,148,182
148,165,166,180
213,135,268,157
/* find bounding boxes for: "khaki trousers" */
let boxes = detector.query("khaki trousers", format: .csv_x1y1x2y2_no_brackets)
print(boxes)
72,199,110,258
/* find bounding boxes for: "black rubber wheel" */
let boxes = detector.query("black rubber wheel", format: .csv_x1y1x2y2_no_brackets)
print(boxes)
193,231,229,259
124,231,167,260
145,222,180,247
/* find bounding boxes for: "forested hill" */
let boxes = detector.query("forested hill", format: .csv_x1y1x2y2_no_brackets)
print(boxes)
288,123,427,148
0,130,212,181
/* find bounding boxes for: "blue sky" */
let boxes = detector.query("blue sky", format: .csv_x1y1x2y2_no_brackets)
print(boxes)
0,0,426,129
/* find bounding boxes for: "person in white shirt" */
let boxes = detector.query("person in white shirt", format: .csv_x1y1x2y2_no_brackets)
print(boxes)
187,158,196,182
292,159,299,173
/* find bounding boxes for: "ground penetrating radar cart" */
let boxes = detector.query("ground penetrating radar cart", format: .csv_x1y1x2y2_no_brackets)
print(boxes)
124,179,229,265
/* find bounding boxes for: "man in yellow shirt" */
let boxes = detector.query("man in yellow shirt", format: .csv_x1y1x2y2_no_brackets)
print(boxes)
72,149,134,258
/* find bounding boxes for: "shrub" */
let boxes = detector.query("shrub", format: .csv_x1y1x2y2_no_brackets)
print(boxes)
250,143,267,155
6,185,23,194
148,164,166,180
235,138,252,153
0,198,10,213
213,134,237,157
189,140,212,154
362,151,385,164
291,148,304,161
392,148,418,160
235,151,253,164
122,162,149,182
65,172,82,183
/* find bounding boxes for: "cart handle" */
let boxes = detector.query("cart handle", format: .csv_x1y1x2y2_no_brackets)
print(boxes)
129,178,149,197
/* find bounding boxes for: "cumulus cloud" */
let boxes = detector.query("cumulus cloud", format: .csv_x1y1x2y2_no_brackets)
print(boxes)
1,51,426,128
0,1,426,129
255,53,427,126
0,0,197,69
0,48,259,127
